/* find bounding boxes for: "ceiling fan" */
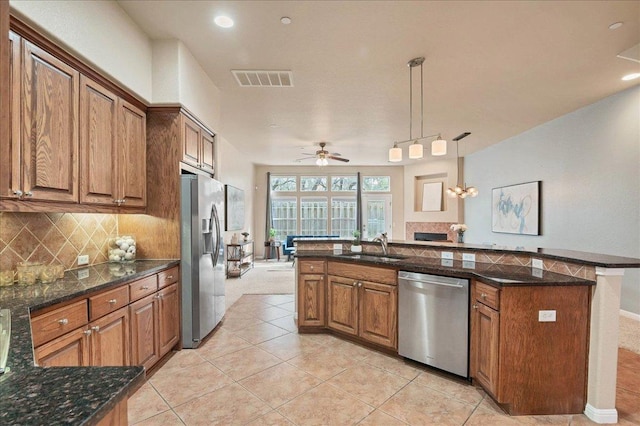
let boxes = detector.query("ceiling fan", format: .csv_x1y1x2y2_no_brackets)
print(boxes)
296,142,350,166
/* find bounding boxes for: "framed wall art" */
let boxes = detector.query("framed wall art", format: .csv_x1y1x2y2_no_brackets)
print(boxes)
492,181,540,235
225,185,245,231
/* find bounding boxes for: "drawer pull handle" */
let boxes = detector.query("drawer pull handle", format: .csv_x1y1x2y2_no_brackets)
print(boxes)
83,330,92,336
58,319,68,325
481,293,487,299
141,286,149,290
166,275,174,280
108,299,117,304
154,294,162,299
91,326,100,332
309,266,314,270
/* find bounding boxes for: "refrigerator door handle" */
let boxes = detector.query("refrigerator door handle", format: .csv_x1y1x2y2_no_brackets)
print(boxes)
211,205,221,266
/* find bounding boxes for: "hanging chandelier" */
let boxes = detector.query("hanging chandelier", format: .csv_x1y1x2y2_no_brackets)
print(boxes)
447,132,478,198
388,57,447,162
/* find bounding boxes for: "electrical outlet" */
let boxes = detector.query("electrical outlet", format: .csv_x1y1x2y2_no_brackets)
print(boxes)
532,267,543,278
441,251,453,260
462,260,476,269
441,259,453,267
532,258,544,269
333,243,343,251
77,268,89,279
462,253,476,262
77,255,89,266
538,310,556,322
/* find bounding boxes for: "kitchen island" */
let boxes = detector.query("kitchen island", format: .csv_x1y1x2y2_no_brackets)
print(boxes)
0,259,178,425
294,239,640,423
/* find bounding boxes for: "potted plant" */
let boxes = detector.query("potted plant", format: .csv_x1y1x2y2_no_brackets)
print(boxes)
351,230,362,253
450,224,468,243
269,228,277,242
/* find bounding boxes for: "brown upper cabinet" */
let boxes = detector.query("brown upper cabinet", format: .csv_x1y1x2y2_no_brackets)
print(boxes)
181,113,215,174
79,76,146,208
1,22,147,212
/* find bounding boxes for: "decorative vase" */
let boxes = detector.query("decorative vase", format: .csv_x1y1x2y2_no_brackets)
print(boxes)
351,244,362,253
457,232,464,243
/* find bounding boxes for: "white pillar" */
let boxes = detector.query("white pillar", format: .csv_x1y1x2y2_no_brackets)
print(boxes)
585,267,624,424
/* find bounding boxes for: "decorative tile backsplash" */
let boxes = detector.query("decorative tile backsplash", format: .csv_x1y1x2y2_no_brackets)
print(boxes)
0,212,118,271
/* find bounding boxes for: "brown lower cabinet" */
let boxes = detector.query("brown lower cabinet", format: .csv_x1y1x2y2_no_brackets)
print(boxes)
469,280,590,415
298,260,397,350
32,267,180,371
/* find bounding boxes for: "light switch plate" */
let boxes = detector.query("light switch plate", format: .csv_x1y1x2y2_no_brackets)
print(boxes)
532,258,544,270
441,251,453,260
538,310,556,322
462,260,476,269
462,253,476,262
77,255,89,266
441,259,453,267
333,243,342,251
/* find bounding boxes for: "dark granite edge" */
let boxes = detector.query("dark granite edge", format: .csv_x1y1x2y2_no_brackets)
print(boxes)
296,251,595,287
294,238,640,268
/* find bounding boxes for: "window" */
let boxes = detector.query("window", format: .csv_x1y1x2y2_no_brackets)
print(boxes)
271,176,297,192
331,197,357,237
363,176,390,192
300,176,327,191
271,197,297,240
300,197,328,235
331,176,357,191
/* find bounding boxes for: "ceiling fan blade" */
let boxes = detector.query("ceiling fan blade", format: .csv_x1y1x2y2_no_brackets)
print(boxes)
294,156,313,162
328,156,349,162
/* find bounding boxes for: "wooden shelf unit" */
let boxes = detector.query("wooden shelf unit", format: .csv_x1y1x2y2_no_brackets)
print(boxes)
226,240,254,278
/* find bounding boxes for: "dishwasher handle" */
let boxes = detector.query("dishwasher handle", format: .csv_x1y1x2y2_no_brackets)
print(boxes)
400,276,464,289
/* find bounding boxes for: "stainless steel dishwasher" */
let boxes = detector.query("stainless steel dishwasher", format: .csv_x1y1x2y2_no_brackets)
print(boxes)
398,271,470,378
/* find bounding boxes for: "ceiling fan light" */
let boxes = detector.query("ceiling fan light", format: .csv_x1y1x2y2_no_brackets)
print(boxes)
431,137,447,156
389,145,402,162
315,158,322,166
322,158,328,166
408,142,423,159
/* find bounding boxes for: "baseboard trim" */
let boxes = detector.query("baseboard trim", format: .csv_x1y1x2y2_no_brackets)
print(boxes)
620,309,640,321
584,404,618,424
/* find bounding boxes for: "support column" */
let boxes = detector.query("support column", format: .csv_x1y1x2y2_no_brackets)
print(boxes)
585,267,624,424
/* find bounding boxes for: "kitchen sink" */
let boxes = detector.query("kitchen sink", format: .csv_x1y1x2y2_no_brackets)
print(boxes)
337,253,407,263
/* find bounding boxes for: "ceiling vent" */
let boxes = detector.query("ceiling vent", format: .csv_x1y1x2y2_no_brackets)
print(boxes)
232,70,294,87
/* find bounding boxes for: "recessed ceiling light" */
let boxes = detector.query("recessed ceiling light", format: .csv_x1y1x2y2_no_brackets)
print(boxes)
609,22,623,30
622,72,640,81
280,16,292,25
214,15,234,28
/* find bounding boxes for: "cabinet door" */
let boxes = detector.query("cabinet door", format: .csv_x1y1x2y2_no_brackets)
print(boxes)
129,292,159,371
358,281,397,349
200,130,215,173
181,115,200,167
79,75,118,205
472,302,500,397
34,327,90,367
118,99,146,208
157,283,180,357
0,31,21,199
298,273,325,327
22,40,79,202
327,275,358,336
89,306,130,366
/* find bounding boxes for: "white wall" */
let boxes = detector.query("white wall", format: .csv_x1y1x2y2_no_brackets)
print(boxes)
151,40,180,103
464,85,640,314
253,165,405,246
10,0,153,101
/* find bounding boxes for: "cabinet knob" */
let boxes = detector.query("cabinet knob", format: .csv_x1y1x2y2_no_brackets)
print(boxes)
473,304,478,309
154,294,162,299
358,282,362,288
108,299,117,304
83,330,92,336
309,265,314,270
24,191,33,197
166,275,173,280
58,318,68,325
141,286,149,290
91,326,100,332
353,281,357,287
481,293,487,299
120,198,126,204
13,189,23,197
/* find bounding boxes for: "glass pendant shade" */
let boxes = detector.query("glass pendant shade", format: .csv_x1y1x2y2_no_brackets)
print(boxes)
389,145,402,162
408,142,423,159
431,138,447,156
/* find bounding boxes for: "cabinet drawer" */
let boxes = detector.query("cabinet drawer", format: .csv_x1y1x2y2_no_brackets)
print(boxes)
299,260,326,274
89,285,130,321
475,281,500,310
328,262,397,285
129,275,158,302
31,300,88,347
158,266,179,289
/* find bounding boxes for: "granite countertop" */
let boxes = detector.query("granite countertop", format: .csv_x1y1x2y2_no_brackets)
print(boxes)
0,259,179,425
296,251,595,287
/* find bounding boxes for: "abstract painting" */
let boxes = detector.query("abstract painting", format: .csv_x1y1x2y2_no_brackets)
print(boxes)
492,181,540,235
225,185,244,231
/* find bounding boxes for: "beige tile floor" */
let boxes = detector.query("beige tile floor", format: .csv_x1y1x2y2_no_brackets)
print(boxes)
129,294,640,426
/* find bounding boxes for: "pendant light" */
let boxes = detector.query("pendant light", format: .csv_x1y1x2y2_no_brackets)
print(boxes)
447,132,478,198
388,57,447,162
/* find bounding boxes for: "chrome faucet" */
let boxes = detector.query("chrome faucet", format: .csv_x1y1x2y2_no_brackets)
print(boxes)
373,232,388,255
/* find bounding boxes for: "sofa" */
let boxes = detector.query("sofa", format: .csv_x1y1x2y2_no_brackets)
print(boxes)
283,235,339,261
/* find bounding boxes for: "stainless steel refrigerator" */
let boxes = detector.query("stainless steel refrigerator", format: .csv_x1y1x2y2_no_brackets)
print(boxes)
180,174,225,348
